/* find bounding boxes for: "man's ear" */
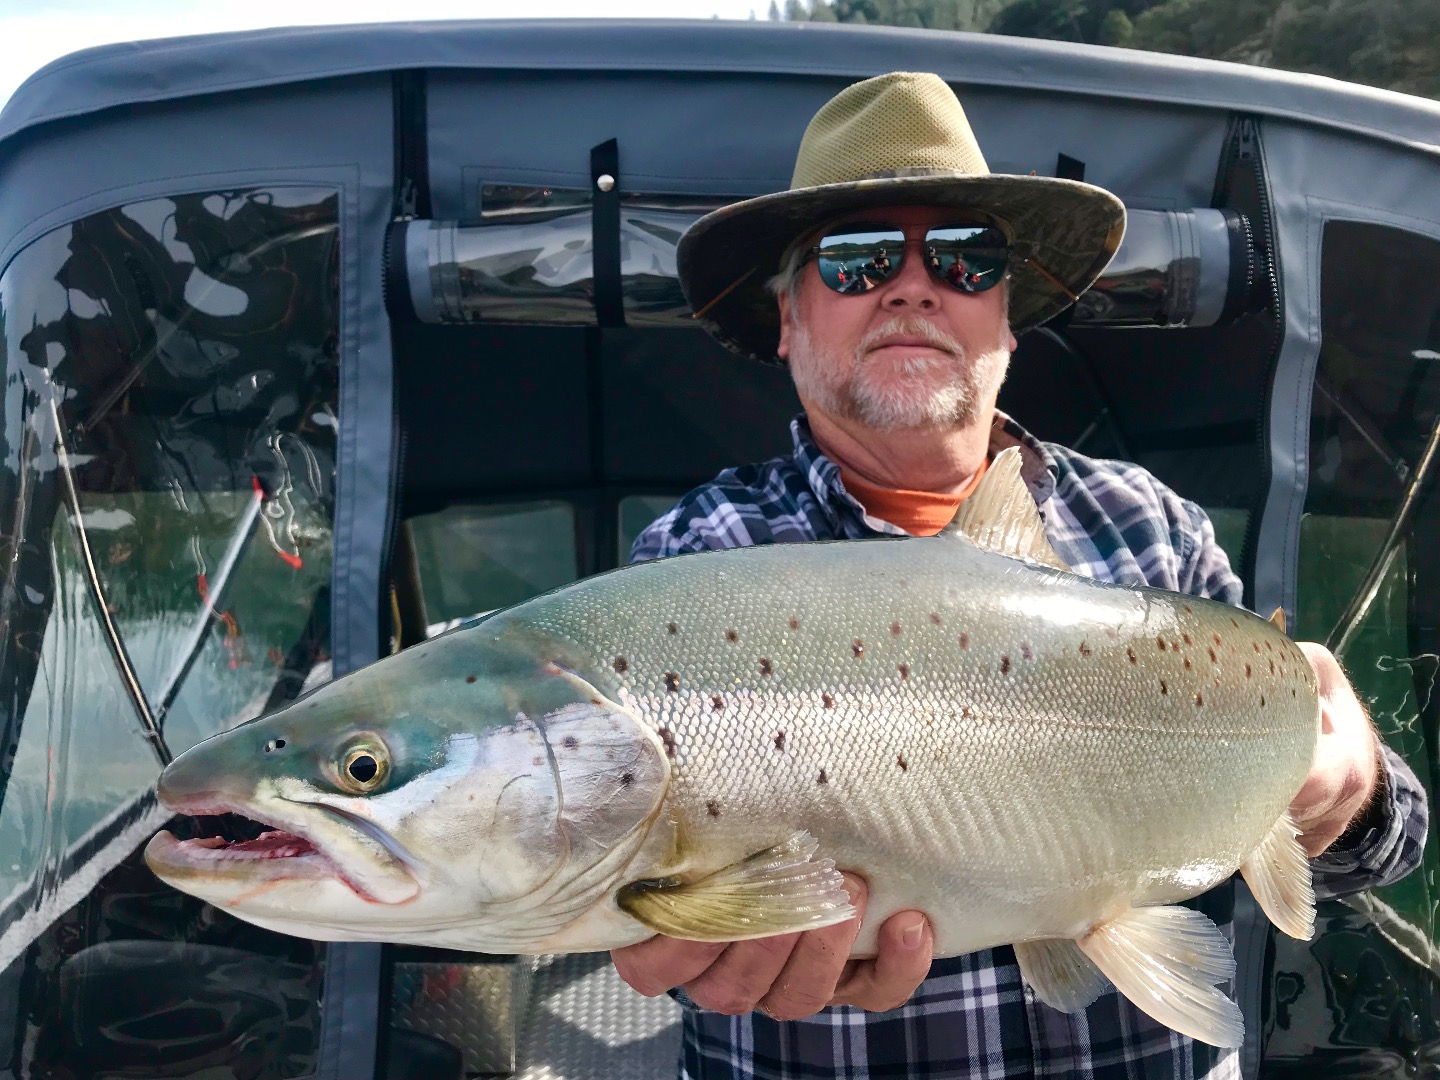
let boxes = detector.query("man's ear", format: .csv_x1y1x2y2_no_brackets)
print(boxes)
776,292,793,361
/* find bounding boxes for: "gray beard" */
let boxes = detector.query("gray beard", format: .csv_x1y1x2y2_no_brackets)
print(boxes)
788,314,1011,432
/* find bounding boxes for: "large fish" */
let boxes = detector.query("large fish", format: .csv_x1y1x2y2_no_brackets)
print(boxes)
145,449,1318,1048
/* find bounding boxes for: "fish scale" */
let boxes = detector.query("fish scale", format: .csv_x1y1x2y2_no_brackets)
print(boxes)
145,448,1319,1048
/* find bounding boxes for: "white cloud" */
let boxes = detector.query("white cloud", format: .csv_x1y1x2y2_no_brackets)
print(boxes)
0,0,764,114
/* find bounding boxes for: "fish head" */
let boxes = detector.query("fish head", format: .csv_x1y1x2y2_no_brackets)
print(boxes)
144,629,670,949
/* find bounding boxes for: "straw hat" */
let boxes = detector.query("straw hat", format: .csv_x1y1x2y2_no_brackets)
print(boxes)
677,72,1126,364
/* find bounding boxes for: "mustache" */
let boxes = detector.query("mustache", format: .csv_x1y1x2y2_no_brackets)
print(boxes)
856,317,965,360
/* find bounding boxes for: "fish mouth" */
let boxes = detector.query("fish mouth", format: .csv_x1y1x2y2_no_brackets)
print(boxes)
145,798,413,904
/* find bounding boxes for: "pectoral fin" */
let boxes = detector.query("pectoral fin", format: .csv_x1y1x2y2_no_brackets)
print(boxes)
1077,905,1244,1048
940,447,1070,571
616,832,855,941
1014,938,1110,1012
1240,812,1316,941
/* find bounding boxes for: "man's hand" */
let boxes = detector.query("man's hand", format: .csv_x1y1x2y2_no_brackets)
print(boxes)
611,873,933,1019
1291,642,1385,856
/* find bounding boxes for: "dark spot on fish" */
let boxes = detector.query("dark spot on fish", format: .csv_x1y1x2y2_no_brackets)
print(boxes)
1184,604,1194,614
1157,636,1167,651
896,753,909,771
1208,647,1218,663
1292,688,1298,697
959,633,970,650
817,769,828,784
1266,641,1274,652
614,656,629,674
533,756,544,767
1184,657,1192,670
1253,642,1262,653
1159,679,1168,694
706,800,721,817
1079,641,1092,657
1000,655,1011,674
1231,618,1240,628
658,727,678,758
1195,692,1204,707
853,639,865,658
1214,675,1222,687
712,694,725,711
891,622,903,637
667,622,678,635
898,663,910,679
563,735,580,750
1182,633,1193,646
1245,663,1252,678
1127,647,1138,664
930,612,942,625
1213,634,1223,647
759,658,774,676
1021,643,1034,661
1261,694,1266,707
664,672,680,693
591,698,603,706
465,674,477,684
962,706,974,719
822,693,835,709
774,731,786,751
1270,659,1276,674
621,772,635,786
726,629,739,643
789,616,800,630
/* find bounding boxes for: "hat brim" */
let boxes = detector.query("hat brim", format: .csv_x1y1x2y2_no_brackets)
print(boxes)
677,173,1126,364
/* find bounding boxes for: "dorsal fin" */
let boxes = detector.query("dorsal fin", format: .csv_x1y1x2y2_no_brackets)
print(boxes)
1268,608,1287,634
941,447,1070,571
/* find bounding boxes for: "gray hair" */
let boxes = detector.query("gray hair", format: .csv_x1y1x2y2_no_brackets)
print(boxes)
766,233,814,305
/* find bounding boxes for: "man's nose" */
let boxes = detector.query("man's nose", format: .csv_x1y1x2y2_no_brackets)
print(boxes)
881,241,942,310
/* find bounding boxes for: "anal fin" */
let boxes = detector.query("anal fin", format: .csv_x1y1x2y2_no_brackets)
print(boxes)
616,832,855,942
1077,905,1244,1048
1014,938,1110,1012
1240,811,1316,941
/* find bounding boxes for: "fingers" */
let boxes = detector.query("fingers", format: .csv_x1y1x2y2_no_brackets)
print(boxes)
758,874,868,1020
830,907,933,1012
612,875,931,1019
611,936,729,998
685,932,804,1014
1293,642,1384,855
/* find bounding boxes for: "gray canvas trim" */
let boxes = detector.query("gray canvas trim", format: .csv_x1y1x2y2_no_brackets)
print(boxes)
2,22,1439,161
1251,191,1440,622
316,943,385,1080
1230,881,1269,1080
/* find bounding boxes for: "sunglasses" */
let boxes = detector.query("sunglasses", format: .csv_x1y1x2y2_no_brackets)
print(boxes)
807,223,1010,296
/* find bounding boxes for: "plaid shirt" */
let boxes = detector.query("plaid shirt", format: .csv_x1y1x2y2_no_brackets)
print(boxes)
629,413,1429,1080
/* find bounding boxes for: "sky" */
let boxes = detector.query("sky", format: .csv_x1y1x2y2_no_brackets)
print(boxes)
0,0,765,113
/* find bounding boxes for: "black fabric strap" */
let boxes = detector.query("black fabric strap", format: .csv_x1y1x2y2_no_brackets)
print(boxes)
591,139,625,328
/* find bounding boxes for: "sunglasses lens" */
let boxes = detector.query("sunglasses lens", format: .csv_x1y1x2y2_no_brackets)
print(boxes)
815,228,905,293
925,225,1009,293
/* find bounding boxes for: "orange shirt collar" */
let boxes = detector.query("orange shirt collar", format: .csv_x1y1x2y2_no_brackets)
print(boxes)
839,457,990,537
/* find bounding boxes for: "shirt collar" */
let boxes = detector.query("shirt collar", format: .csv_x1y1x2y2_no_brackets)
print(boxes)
788,411,1058,533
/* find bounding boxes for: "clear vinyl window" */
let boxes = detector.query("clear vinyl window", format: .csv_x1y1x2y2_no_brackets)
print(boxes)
0,186,340,1077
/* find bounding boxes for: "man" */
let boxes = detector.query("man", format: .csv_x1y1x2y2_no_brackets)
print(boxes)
614,72,1427,1079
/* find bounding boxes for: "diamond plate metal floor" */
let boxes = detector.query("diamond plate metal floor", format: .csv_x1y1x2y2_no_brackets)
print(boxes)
511,953,682,1080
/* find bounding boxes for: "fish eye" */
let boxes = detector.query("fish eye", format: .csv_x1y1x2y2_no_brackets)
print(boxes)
337,738,389,793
